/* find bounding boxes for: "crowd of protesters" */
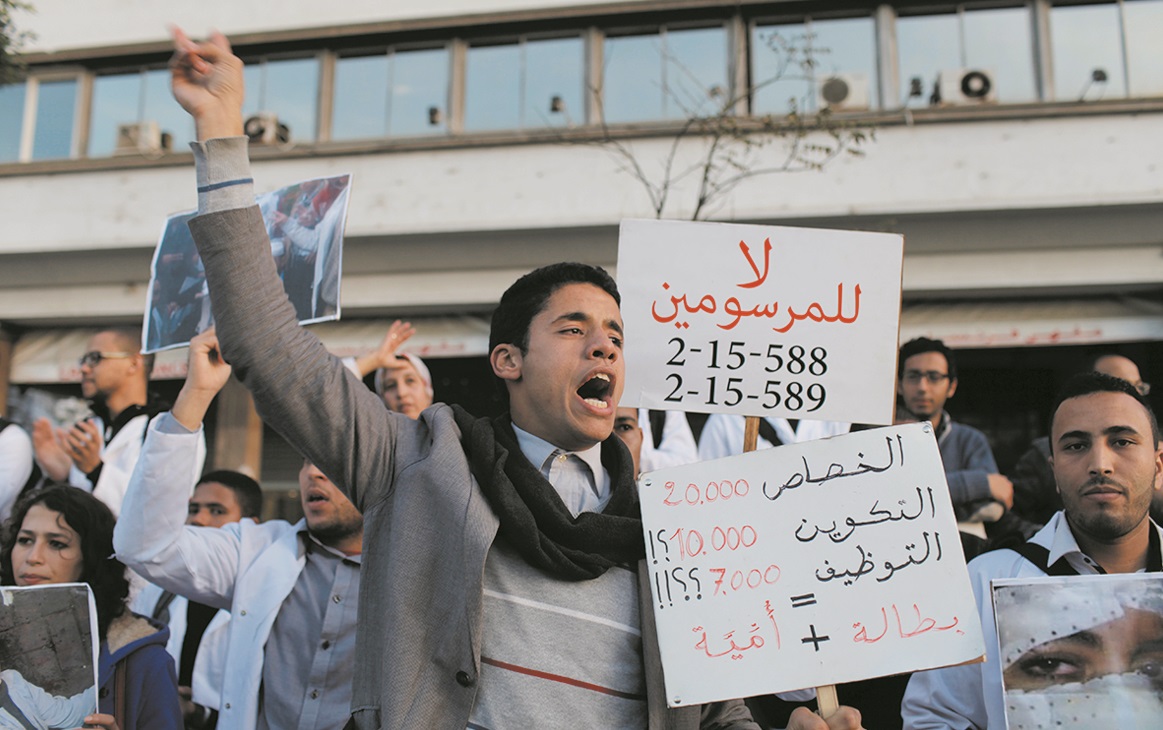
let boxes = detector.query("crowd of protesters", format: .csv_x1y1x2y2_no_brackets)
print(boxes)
0,25,1159,730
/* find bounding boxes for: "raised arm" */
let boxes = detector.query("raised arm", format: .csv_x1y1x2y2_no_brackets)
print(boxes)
114,329,244,608
169,28,397,509
351,320,417,378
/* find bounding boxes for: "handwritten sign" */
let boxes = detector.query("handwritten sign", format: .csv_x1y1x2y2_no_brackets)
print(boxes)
639,423,984,706
617,219,903,425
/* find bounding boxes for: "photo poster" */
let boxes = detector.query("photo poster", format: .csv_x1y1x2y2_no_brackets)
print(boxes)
0,583,99,729
992,574,1163,730
143,173,353,353
639,422,985,707
616,218,904,426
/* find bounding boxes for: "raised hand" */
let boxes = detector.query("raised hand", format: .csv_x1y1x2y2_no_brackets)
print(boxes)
173,327,233,430
353,320,417,377
169,27,245,140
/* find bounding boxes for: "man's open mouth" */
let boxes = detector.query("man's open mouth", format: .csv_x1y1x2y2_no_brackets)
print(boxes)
577,373,613,408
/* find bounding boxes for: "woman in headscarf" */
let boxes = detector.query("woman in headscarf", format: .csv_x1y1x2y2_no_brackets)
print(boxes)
345,320,434,419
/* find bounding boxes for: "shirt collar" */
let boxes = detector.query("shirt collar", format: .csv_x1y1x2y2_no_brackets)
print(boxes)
510,423,603,481
297,525,362,565
1041,511,1163,573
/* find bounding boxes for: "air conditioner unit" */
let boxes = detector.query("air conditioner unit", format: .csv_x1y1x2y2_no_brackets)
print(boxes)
244,112,291,145
115,121,168,155
816,73,871,112
936,68,998,105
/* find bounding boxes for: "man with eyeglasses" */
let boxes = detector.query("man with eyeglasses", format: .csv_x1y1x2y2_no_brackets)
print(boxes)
898,337,1014,524
31,328,204,516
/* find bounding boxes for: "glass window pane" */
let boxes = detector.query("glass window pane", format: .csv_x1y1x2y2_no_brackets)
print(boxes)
963,7,1037,103
32,78,77,159
603,34,664,123
242,58,320,142
752,22,809,115
662,27,727,119
1125,0,1163,96
898,13,962,108
332,54,389,140
89,74,141,157
0,82,26,162
811,17,878,110
241,64,263,119
524,37,584,128
388,47,448,136
465,43,521,131
142,69,195,152
1051,3,1126,100
754,17,877,114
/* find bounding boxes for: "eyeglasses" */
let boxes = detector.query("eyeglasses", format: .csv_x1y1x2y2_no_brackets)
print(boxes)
79,351,134,368
902,370,951,385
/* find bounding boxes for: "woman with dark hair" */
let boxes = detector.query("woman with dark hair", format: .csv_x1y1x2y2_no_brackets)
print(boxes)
2,486,181,729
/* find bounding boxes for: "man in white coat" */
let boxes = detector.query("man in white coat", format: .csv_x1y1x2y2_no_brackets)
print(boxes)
115,329,363,730
33,327,204,516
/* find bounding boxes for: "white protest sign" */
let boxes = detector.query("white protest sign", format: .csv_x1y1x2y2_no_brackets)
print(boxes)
638,423,985,707
617,219,903,425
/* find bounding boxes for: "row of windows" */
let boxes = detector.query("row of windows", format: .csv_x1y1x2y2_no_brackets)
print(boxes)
2,0,1161,164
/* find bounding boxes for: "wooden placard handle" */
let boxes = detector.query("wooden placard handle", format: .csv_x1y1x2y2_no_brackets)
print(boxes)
816,683,839,718
743,416,760,453
745,415,840,721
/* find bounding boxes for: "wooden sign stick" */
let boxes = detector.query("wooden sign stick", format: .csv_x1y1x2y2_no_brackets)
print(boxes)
742,416,840,720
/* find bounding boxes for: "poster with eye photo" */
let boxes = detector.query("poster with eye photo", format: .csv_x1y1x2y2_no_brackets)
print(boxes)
993,574,1163,730
143,173,352,353
0,583,99,729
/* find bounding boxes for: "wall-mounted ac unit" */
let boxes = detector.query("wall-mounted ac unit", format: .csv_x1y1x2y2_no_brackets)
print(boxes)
244,112,291,145
816,73,871,112
115,121,168,155
936,69,998,105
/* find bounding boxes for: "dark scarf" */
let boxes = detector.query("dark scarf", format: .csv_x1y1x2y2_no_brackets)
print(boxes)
451,406,645,581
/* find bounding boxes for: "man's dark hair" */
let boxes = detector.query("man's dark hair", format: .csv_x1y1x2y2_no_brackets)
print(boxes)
898,337,957,380
1048,371,1160,453
103,327,155,379
1,486,129,641
488,262,620,355
197,470,263,519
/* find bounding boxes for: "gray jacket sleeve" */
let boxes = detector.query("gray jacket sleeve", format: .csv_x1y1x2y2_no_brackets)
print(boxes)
187,205,399,512
941,426,998,508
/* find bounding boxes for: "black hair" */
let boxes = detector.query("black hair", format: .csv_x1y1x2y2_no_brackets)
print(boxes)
197,470,264,519
1,486,129,641
898,337,957,380
488,262,620,355
1048,371,1160,453
101,327,155,379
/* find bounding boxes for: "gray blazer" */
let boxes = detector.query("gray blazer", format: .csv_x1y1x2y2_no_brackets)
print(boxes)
189,206,757,729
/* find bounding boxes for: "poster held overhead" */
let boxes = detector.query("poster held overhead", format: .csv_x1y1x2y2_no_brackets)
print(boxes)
143,173,352,353
639,423,984,707
617,219,904,426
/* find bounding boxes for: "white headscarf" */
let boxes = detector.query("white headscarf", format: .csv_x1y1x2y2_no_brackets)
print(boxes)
373,352,434,399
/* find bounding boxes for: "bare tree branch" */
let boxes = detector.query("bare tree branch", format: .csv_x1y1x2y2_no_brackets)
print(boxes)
559,27,875,220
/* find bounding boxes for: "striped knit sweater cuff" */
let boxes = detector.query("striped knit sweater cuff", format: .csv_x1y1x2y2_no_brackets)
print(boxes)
190,136,255,215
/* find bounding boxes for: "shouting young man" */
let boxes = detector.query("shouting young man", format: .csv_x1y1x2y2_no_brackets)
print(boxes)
164,28,861,730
